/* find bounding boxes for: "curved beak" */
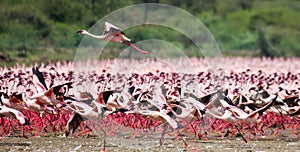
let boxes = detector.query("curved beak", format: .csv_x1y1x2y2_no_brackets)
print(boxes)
76,30,83,34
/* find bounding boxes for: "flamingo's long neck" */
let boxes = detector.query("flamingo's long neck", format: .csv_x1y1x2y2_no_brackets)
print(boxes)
85,32,105,40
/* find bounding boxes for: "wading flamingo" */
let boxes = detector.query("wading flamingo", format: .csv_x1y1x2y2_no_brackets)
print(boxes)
77,22,149,54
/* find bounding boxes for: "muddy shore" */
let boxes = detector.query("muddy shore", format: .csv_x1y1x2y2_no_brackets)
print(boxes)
1,135,299,152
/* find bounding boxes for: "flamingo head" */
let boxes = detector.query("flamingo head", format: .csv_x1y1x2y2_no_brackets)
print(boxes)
76,30,88,35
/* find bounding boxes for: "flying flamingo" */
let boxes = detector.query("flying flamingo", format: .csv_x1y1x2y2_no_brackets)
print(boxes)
76,22,149,54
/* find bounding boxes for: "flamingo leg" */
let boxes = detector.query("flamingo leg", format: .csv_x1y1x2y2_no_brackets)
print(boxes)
234,125,247,143
175,129,188,148
199,116,208,140
89,121,106,152
123,41,149,54
159,124,168,146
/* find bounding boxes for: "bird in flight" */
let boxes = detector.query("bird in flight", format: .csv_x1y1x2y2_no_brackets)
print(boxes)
77,22,149,54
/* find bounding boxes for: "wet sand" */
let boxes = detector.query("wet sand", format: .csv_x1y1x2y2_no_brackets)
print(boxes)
1,115,299,151
1,120,299,151
1,135,299,152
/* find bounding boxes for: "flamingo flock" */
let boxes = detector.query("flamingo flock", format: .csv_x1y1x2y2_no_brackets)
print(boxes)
0,58,299,148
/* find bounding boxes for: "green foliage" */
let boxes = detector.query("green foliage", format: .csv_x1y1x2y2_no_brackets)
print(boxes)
49,23,80,48
0,0,299,67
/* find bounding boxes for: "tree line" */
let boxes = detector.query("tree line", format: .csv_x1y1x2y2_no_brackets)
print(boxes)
0,0,299,66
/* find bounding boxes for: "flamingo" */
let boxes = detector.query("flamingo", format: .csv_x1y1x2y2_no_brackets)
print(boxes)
65,99,110,152
0,92,29,111
64,90,112,136
21,90,56,116
105,92,134,112
27,82,72,107
76,22,149,54
224,96,276,124
0,105,29,125
0,104,30,138
66,100,109,122
133,92,187,146
126,108,186,147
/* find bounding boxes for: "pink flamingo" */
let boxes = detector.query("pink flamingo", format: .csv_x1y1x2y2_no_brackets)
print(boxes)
0,103,30,138
77,22,149,54
0,105,29,125
0,92,29,111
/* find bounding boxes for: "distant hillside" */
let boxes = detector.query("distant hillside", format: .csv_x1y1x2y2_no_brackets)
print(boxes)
0,0,299,66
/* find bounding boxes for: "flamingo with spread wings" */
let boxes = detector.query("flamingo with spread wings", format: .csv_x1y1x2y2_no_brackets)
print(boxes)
77,22,149,54
0,105,29,125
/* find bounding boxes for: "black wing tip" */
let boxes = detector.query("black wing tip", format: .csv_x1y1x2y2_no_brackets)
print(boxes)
65,113,84,137
32,67,48,90
24,118,30,126
289,108,300,116
32,66,39,74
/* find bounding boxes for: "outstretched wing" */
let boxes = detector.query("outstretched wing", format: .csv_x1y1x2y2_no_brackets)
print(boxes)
249,95,276,117
65,112,83,137
103,22,125,36
155,111,183,129
32,67,48,91
52,82,73,96
44,82,72,97
9,93,24,105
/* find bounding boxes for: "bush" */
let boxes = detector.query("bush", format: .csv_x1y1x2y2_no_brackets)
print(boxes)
49,23,80,48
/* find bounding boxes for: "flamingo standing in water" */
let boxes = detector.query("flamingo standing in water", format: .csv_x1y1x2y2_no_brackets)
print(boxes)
77,22,149,54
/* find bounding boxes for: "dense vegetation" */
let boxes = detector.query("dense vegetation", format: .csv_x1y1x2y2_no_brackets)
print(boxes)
0,0,299,66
